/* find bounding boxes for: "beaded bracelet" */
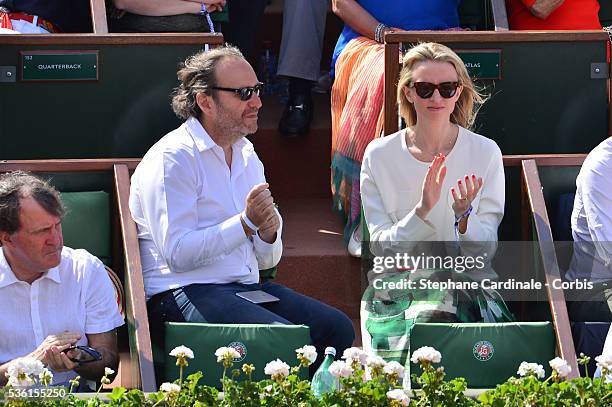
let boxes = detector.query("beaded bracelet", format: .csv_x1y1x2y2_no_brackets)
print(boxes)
454,205,473,242
199,3,216,34
374,22,389,44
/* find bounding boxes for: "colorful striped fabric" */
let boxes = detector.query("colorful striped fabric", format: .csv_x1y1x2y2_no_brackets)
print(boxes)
331,37,392,240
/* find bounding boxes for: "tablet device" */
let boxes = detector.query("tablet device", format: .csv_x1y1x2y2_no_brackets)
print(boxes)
236,290,280,304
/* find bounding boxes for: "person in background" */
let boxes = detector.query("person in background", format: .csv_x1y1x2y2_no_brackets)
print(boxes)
277,0,328,137
330,0,463,257
565,137,612,322
505,0,602,30
110,0,266,61
0,0,91,33
0,172,123,388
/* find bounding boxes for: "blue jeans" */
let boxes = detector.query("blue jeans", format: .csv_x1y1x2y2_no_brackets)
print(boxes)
148,281,355,372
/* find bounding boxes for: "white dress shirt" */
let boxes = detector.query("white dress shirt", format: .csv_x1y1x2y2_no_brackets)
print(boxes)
129,117,283,299
0,247,124,385
360,127,504,280
567,137,612,283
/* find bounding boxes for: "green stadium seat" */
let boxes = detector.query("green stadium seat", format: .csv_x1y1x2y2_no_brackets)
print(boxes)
60,191,112,266
410,322,555,388
163,323,310,387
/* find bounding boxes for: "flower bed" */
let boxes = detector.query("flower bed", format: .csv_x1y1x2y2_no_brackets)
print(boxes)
1,346,611,406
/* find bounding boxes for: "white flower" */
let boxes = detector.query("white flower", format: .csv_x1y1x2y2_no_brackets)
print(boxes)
214,346,241,362
160,382,181,393
386,389,410,405
260,384,274,400
6,358,44,387
595,354,612,372
328,360,353,378
410,346,442,364
295,345,318,364
383,361,405,378
366,355,386,368
23,358,44,377
39,368,53,386
342,347,368,365
549,357,571,378
264,359,290,378
517,362,545,378
104,367,115,376
7,374,35,388
169,345,194,359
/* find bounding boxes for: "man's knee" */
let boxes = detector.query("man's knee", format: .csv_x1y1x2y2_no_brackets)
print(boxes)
317,308,355,343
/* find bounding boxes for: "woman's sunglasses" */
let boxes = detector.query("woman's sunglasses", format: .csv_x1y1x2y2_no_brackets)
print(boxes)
411,81,460,99
211,82,264,101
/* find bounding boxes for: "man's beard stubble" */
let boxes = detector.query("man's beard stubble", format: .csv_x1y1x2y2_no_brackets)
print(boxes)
215,101,258,145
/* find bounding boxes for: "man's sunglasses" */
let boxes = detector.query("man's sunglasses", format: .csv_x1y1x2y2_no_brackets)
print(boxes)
62,345,102,364
211,82,264,101
411,81,460,99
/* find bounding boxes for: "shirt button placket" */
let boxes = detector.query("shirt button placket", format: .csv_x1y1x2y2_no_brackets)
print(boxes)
30,280,44,345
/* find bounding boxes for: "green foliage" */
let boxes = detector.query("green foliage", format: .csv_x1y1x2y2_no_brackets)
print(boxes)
2,361,611,406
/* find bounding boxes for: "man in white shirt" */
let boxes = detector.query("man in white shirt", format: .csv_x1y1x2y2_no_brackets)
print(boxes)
130,46,354,369
0,172,124,387
566,137,612,321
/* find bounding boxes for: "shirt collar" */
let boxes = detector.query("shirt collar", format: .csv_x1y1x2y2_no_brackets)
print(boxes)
186,117,217,152
0,248,61,287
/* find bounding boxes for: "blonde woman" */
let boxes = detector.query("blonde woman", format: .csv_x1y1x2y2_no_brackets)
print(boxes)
360,43,511,369
362,42,503,258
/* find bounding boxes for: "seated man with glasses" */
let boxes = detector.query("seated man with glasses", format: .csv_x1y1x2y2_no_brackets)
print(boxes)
129,46,355,371
0,172,124,389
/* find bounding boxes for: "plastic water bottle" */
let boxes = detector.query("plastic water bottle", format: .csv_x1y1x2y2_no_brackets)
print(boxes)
258,40,277,97
311,347,338,398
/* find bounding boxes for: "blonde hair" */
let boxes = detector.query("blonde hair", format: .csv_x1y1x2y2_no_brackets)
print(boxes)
396,42,486,129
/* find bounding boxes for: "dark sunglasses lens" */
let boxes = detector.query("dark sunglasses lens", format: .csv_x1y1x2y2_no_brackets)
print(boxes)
439,83,458,98
238,85,263,101
239,87,253,101
414,83,435,98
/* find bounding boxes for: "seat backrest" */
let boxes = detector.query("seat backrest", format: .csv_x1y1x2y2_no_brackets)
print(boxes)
163,323,310,387
0,34,223,160
537,166,582,240
410,322,555,388
61,191,112,265
383,31,609,155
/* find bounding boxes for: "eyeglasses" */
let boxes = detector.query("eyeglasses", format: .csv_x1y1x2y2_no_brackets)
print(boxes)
211,82,264,101
411,82,460,99
62,345,103,364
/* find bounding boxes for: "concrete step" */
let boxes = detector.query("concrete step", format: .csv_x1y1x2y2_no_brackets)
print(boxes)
275,197,363,345
249,93,332,200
